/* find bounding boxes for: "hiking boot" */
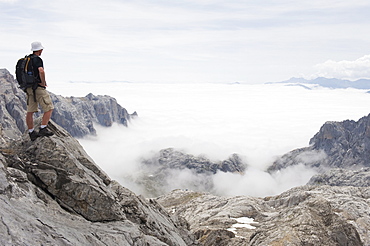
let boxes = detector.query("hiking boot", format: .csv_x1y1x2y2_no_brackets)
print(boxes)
38,127,54,137
29,131,39,141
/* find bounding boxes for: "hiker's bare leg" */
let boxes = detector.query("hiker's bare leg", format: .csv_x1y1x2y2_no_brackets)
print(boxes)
26,112,34,130
42,109,53,126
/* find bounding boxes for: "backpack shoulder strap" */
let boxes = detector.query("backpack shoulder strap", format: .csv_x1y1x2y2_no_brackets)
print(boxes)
26,54,39,102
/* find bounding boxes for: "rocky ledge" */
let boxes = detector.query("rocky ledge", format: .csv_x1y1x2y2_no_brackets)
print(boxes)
0,120,197,245
0,68,136,138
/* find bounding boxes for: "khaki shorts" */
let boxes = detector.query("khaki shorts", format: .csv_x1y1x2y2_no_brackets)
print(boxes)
26,87,54,113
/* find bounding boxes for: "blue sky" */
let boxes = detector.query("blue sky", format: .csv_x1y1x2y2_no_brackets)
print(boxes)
1,0,370,84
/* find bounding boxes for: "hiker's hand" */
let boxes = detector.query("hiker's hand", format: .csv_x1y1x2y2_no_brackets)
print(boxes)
39,82,47,87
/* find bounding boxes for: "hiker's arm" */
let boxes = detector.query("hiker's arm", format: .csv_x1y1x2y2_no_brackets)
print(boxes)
38,67,47,87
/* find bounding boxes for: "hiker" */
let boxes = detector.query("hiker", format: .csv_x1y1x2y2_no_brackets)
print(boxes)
26,41,54,141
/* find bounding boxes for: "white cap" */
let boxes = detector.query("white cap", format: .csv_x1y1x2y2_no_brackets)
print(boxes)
31,41,44,51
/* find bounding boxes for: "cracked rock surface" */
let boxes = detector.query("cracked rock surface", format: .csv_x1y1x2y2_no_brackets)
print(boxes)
0,121,197,246
156,186,368,245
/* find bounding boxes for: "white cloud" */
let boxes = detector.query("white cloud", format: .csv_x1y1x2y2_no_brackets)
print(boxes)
313,55,370,80
65,82,370,197
211,164,318,197
2,0,370,83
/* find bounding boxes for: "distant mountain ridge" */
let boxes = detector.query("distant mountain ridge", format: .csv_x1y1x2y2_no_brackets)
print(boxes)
0,68,136,138
267,77,370,89
268,113,370,172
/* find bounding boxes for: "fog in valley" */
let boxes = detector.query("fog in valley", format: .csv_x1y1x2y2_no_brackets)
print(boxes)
53,82,370,197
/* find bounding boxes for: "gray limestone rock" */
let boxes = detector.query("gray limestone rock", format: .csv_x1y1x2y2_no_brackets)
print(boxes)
143,148,246,174
0,68,136,139
0,69,27,139
156,189,259,245
309,115,370,168
0,120,197,245
50,93,137,137
268,113,370,172
157,186,369,245
308,167,370,187
138,148,247,197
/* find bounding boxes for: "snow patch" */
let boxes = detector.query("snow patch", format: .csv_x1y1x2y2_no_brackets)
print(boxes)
227,217,257,237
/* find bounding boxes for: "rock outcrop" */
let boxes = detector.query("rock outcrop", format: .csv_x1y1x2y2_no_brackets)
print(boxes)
0,120,197,245
156,186,368,245
51,93,137,137
137,148,246,197
143,148,246,174
0,68,136,138
268,113,370,172
0,69,27,139
308,167,370,187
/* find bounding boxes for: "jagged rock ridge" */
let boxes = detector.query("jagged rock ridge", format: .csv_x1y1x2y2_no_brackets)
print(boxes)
149,148,246,174
51,92,137,137
0,120,197,245
268,113,370,172
137,148,246,197
0,68,136,138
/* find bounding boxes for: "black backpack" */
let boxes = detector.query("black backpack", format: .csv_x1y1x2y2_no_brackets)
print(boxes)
15,54,38,91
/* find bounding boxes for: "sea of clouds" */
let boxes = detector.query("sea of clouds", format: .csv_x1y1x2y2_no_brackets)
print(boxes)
52,82,370,198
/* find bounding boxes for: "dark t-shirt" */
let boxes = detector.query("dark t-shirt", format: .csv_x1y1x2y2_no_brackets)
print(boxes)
30,55,43,83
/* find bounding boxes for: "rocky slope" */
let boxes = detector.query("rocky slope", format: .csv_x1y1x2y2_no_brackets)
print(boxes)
308,167,370,187
0,120,197,245
0,68,136,138
137,148,246,197
156,186,368,246
268,113,370,172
